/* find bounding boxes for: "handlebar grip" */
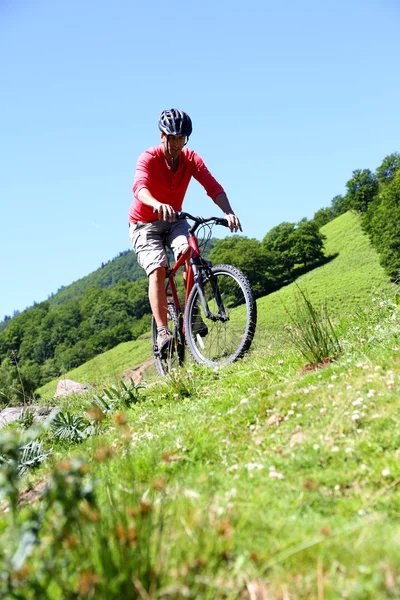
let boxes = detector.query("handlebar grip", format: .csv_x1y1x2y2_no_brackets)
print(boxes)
216,218,229,227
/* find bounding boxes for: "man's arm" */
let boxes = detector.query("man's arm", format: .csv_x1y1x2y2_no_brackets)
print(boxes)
214,193,242,232
137,188,176,222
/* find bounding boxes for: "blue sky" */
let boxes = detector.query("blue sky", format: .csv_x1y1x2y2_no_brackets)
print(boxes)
1,0,399,320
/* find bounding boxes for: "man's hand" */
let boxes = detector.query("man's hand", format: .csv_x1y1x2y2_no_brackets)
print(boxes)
225,213,242,233
155,203,176,222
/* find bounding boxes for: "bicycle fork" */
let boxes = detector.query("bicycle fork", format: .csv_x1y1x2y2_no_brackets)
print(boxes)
191,263,229,323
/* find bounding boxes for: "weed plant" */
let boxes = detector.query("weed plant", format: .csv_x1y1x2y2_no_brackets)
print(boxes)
283,284,342,365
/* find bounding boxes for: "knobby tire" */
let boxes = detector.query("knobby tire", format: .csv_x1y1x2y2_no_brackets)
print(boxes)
152,301,185,376
184,264,257,367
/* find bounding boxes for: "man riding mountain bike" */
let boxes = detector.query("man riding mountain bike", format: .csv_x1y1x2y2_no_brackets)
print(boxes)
128,108,242,356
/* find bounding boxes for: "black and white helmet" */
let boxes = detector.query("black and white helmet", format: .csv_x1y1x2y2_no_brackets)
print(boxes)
158,108,192,138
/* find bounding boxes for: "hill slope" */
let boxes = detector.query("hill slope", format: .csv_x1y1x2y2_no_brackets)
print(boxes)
37,211,391,399
5,214,400,598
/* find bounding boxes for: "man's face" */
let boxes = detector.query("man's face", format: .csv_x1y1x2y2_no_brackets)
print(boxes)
161,133,186,159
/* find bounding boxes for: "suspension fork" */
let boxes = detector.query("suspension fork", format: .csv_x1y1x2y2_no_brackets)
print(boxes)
191,263,229,322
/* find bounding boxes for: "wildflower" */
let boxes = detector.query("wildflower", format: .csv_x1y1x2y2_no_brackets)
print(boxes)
78,571,100,595
113,411,127,426
95,445,114,462
269,469,284,480
245,463,264,471
56,460,72,472
152,475,166,491
139,498,153,515
218,517,233,538
352,398,363,407
382,469,391,478
183,489,200,500
87,406,106,422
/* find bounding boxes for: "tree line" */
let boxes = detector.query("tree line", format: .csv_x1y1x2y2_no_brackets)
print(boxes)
0,151,399,404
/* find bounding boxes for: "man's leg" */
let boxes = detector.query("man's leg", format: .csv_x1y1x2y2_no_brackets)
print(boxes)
148,266,168,328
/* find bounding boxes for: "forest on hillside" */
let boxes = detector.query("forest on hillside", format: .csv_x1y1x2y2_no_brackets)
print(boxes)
0,151,399,404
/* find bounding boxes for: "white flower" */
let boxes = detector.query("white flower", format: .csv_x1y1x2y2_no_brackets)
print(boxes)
245,463,264,471
332,446,339,452
269,470,284,480
227,464,238,472
353,398,363,406
183,489,200,499
382,469,391,478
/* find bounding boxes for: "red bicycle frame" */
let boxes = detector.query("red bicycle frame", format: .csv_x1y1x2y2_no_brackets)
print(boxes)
164,233,201,316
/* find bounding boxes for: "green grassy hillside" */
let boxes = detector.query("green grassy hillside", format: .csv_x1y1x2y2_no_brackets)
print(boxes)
255,211,392,340
2,211,400,598
37,211,391,399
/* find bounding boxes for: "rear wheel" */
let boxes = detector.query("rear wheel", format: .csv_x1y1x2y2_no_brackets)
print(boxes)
184,264,257,367
152,301,185,376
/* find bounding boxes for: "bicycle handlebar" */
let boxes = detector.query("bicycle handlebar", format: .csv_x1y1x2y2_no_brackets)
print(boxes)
153,209,229,231
177,212,229,228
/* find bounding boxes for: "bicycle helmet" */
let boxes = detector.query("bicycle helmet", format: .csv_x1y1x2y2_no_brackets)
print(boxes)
158,108,193,139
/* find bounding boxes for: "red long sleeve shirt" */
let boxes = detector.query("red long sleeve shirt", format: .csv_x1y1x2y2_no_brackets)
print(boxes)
128,145,225,223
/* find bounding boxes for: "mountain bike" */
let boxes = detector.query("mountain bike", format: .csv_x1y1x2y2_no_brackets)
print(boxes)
151,212,257,376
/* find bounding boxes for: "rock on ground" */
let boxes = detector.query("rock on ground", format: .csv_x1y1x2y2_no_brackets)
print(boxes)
54,379,90,397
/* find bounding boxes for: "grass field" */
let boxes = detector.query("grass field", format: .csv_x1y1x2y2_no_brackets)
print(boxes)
2,211,400,599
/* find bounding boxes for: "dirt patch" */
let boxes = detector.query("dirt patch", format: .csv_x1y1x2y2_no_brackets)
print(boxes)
121,358,154,383
299,356,334,374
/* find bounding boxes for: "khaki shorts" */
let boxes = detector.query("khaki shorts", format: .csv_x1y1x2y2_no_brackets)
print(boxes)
129,219,190,276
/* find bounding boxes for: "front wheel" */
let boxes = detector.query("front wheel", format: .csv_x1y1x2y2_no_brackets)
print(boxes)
152,301,185,376
184,264,257,367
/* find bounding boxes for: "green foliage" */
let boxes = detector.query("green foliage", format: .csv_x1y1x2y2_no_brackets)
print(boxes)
51,411,94,442
361,171,400,280
376,152,400,185
209,236,278,297
18,440,51,475
345,168,378,213
17,407,36,430
313,195,351,228
91,380,144,418
262,219,326,273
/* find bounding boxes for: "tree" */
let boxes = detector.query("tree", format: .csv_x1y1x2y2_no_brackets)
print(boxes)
345,169,378,213
364,170,400,279
376,152,400,185
290,220,326,267
313,207,333,228
262,222,297,271
209,236,278,297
